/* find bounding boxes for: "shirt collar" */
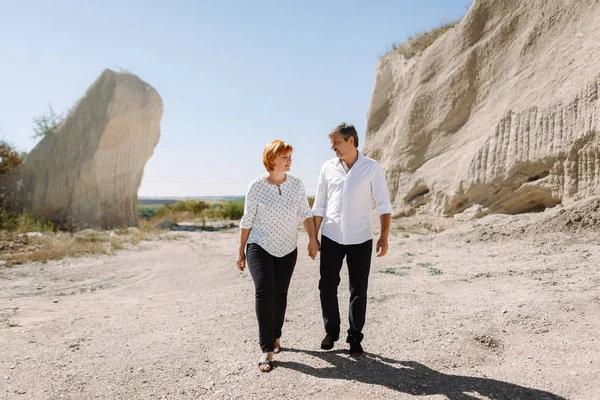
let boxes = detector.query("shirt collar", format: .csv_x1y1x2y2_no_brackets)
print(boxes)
337,150,363,172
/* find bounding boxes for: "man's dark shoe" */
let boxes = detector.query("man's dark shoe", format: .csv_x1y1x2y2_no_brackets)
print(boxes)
320,334,339,350
349,342,364,356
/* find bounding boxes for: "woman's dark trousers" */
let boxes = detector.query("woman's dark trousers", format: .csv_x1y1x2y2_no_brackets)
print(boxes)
246,243,297,353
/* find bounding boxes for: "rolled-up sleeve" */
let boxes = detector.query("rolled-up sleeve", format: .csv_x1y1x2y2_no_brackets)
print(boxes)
297,179,313,221
239,181,258,229
372,164,393,216
312,166,327,217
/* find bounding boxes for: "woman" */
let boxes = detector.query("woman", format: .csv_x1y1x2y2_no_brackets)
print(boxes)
237,140,320,372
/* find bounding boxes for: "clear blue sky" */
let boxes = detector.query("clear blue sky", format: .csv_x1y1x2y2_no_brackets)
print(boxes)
0,0,471,197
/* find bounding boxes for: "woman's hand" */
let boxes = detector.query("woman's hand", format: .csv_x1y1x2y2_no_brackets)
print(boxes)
237,230,250,271
307,239,320,260
236,250,246,271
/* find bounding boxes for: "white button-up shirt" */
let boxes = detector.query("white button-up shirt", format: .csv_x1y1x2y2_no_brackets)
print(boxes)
312,152,393,245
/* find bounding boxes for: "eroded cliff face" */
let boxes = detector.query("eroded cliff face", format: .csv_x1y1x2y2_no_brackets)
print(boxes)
0,69,163,229
363,0,600,217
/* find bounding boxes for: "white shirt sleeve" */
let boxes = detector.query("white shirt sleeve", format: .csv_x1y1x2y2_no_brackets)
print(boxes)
239,181,258,229
372,163,393,216
297,179,313,221
312,166,327,217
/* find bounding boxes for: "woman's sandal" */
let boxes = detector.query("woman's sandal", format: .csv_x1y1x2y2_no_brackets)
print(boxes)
258,359,273,372
273,339,282,354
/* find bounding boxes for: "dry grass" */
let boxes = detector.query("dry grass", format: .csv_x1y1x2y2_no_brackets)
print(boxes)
153,210,195,224
0,221,184,267
0,200,233,267
3,232,126,266
386,18,461,59
1,209,54,233
0,205,194,267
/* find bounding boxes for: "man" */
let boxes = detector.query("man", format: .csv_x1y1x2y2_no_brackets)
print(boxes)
312,122,392,356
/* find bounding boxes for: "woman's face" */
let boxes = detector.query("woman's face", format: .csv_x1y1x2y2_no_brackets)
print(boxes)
272,151,292,172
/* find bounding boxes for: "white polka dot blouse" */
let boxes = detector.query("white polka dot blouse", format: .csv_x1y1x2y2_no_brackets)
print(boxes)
240,174,313,257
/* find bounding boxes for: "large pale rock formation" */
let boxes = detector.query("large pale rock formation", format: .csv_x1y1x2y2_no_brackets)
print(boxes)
0,69,162,229
363,0,600,217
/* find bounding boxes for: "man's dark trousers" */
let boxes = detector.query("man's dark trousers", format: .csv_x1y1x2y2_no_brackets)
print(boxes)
318,235,373,344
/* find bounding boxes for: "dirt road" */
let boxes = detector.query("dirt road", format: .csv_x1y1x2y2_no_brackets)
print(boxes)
1,217,599,399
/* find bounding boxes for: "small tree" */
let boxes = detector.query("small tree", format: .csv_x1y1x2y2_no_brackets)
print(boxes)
0,141,25,173
32,105,63,139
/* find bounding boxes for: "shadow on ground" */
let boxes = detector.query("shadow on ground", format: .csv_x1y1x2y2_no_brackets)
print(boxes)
155,221,238,232
278,348,565,400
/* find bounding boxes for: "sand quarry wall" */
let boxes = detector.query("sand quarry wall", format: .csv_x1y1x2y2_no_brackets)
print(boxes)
363,0,600,217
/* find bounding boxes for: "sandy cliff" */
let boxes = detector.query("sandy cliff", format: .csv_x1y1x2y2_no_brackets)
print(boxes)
0,69,163,229
363,0,600,217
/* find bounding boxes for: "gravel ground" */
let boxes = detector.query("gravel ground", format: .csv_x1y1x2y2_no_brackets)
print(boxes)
1,213,599,399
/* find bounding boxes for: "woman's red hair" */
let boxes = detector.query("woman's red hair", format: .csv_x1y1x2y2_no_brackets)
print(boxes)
263,140,293,172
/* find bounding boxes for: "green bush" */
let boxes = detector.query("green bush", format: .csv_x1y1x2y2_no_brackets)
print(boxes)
0,209,54,233
155,199,210,218
174,199,210,214
138,206,157,220
219,201,244,220
140,199,246,222
201,203,222,220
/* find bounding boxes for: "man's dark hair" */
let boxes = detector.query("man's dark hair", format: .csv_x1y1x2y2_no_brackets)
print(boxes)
329,122,359,148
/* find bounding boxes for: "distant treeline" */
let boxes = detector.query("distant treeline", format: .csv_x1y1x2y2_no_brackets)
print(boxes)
138,198,244,221
138,197,314,221
139,196,244,206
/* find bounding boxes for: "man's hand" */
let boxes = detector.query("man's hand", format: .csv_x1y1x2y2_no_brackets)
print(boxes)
308,239,320,260
236,250,246,271
376,236,388,257
377,213,391,257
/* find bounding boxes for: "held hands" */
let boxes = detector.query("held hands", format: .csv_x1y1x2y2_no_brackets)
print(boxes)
376,236,388,257
236,250,246,271
307,239,320,260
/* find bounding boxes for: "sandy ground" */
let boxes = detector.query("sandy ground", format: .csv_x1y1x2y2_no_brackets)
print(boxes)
1,209,599,399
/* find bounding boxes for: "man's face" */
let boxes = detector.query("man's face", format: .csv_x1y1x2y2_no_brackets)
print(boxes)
330,133,353,159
